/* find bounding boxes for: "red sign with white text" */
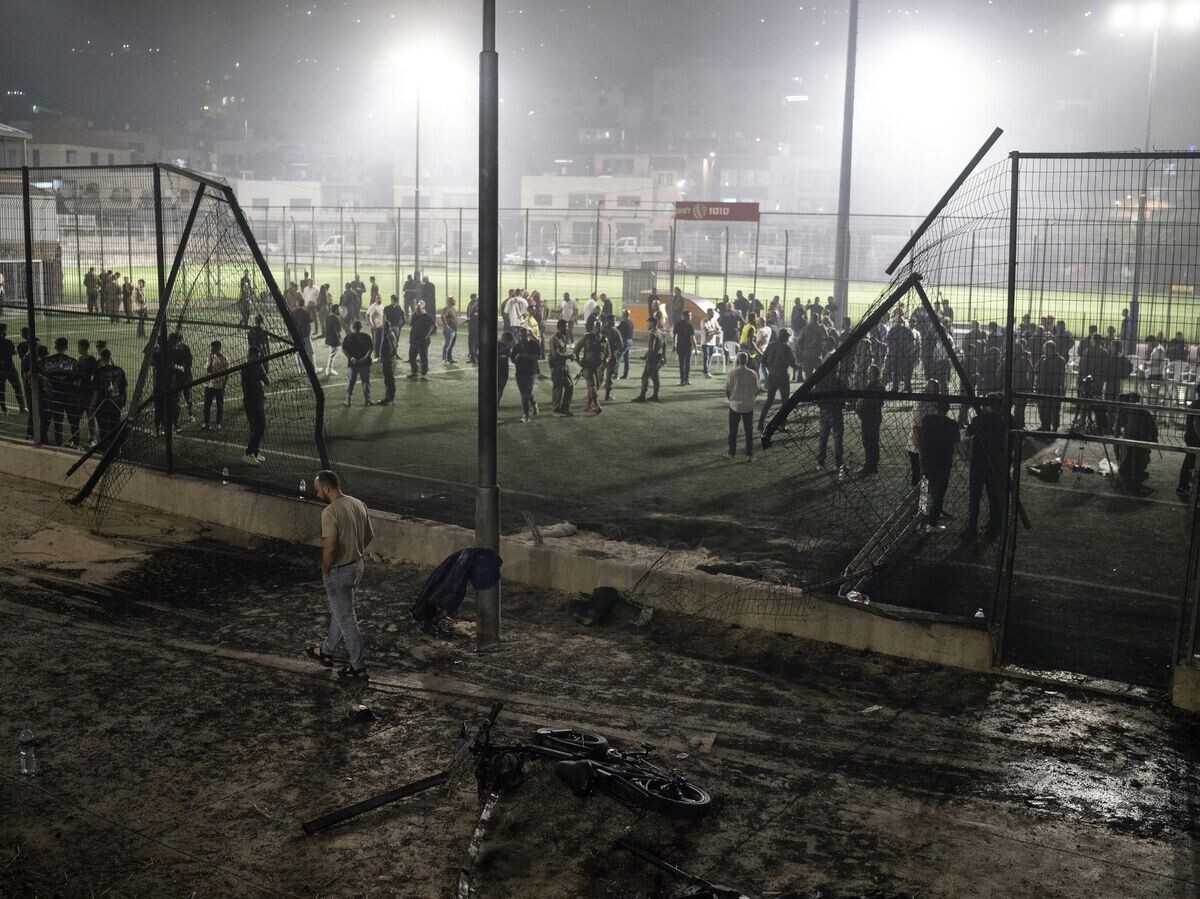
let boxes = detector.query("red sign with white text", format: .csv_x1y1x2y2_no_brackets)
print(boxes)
674,201,760,223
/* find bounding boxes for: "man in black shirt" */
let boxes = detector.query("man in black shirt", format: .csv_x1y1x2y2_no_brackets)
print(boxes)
341,321,375,407
174,328,196,422
384,294,406,344
574,320,609,413
674,310,696,387
43,337,81,447
247,314,270,370
497,331,514,405
84,267,99,314
240,346,270,463
152,333,185,438
91,348,127,445
617,309,635,380
0,323,24,414
733,290,750,320
76,339,99,447
121,276,134,321
407,300,435,379
402,275,418,316
919,399,961,532
964,400,1008,540
323,305,343,376
292,298,314,363
421,275,436,312
758,329,795,433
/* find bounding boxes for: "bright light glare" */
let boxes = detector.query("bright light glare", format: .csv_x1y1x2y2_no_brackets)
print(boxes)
1139,1,1167,27
1111,2,1137,27
1178,0,1200,28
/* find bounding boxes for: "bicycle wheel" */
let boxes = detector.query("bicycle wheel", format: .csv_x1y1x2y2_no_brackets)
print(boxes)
533,728,610,759
638,776,711,821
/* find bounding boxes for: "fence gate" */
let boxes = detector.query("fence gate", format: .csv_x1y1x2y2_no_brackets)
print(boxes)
1000,420,1195,691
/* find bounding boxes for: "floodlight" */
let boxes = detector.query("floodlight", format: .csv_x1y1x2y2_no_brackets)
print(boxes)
1177,0,1200,28
1139,1,1167,28
1111,2,1137,27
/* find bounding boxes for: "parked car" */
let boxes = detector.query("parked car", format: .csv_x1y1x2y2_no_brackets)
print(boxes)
503,251,550,266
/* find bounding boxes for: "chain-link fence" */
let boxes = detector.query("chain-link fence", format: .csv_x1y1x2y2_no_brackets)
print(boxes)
0,165,328,523
761,150,1200,690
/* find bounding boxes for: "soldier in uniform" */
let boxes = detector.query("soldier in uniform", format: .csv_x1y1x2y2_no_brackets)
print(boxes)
103,271,122,323
602,314,623,402
84,267,99,314
573,319,609,414
549,319,575,416
632,318,666,403
378,323,398,405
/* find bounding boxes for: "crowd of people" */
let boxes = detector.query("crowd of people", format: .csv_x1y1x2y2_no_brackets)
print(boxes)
5,265,1196,502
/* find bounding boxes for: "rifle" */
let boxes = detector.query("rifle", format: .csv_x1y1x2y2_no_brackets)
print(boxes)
301,700,504,835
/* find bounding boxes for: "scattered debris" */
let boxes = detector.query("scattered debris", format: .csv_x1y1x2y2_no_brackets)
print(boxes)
567,587,625,625
861,705,883,714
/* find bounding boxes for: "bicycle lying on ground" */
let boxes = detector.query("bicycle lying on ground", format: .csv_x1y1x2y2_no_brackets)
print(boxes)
301,700,710,834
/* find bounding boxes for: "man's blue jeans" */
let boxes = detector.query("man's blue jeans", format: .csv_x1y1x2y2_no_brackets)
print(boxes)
622,338,633,378
322,558,366,670
702,344,715,375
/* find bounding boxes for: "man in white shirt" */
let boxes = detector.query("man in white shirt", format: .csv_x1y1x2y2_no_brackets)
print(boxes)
560,293,578,342
1146,336,1166,380
725,352,760,460
503,290,528,329
582,293,598,325
366,295,387,360
302,280,320,333
702,308,723,377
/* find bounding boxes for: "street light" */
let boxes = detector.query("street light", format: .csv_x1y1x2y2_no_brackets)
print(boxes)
1110,1,1199,337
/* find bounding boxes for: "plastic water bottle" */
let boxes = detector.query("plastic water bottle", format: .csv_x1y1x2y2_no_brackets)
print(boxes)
18,729,36,776
299,478,307,498
221,467,229,485
974,608,986,620
1053,448,1062,465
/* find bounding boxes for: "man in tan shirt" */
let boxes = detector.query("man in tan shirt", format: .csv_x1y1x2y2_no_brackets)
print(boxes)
306,470,374,679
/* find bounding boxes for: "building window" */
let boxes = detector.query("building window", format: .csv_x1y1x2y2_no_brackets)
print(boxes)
65,150,77,164
107,153,115,165
290,198,312,208
251,198,269,208
90,152,99,165
616,195,639,208
30,149,39,166
533,194,553,206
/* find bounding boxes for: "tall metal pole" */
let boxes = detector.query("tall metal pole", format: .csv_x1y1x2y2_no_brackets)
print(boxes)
476,0,501,649
458,206,464,302
21,167,41,446
73,211,82,306
523,207,530,290
722,226,730,298
751,219,761,298
152,166,172,474
394,208,401,297
339,207,345,287
1129,28,1159,345
592,203,602,296
967,231,976,323
1098,236,1109,333
782,229,790,305
414,82,421,281
831,0,859,311
668,223,677,293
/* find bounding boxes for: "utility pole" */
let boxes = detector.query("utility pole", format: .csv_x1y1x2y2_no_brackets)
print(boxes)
832,0,859,312
476,0,501,649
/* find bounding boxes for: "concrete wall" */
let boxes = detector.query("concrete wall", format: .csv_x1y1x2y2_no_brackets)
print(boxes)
1173,664,1200,713
0,442,996,673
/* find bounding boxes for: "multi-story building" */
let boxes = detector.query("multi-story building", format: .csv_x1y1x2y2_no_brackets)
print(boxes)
28,119,161,167
0,122,29,166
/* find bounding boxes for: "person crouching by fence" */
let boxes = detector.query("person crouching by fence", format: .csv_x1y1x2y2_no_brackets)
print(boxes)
726,352,759,461
241,346,269,465
306,469,373,681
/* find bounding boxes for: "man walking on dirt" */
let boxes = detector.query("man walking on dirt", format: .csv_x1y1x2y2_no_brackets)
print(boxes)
307,469,373,680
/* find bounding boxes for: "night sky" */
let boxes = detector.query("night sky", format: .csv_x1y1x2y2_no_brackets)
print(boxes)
2,1,1197,209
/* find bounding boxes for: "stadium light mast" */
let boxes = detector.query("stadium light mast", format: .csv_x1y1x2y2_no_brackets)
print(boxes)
1112,1,1200,330
832,0,859,313
476,0,501,648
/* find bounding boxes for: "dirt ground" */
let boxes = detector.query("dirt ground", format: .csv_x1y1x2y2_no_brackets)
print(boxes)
1,473,1198,899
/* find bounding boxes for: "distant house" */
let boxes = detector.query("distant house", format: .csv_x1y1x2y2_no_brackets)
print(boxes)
0,122,31,167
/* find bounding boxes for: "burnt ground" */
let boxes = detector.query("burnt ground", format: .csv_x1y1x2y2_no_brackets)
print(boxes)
0,473,1198,898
